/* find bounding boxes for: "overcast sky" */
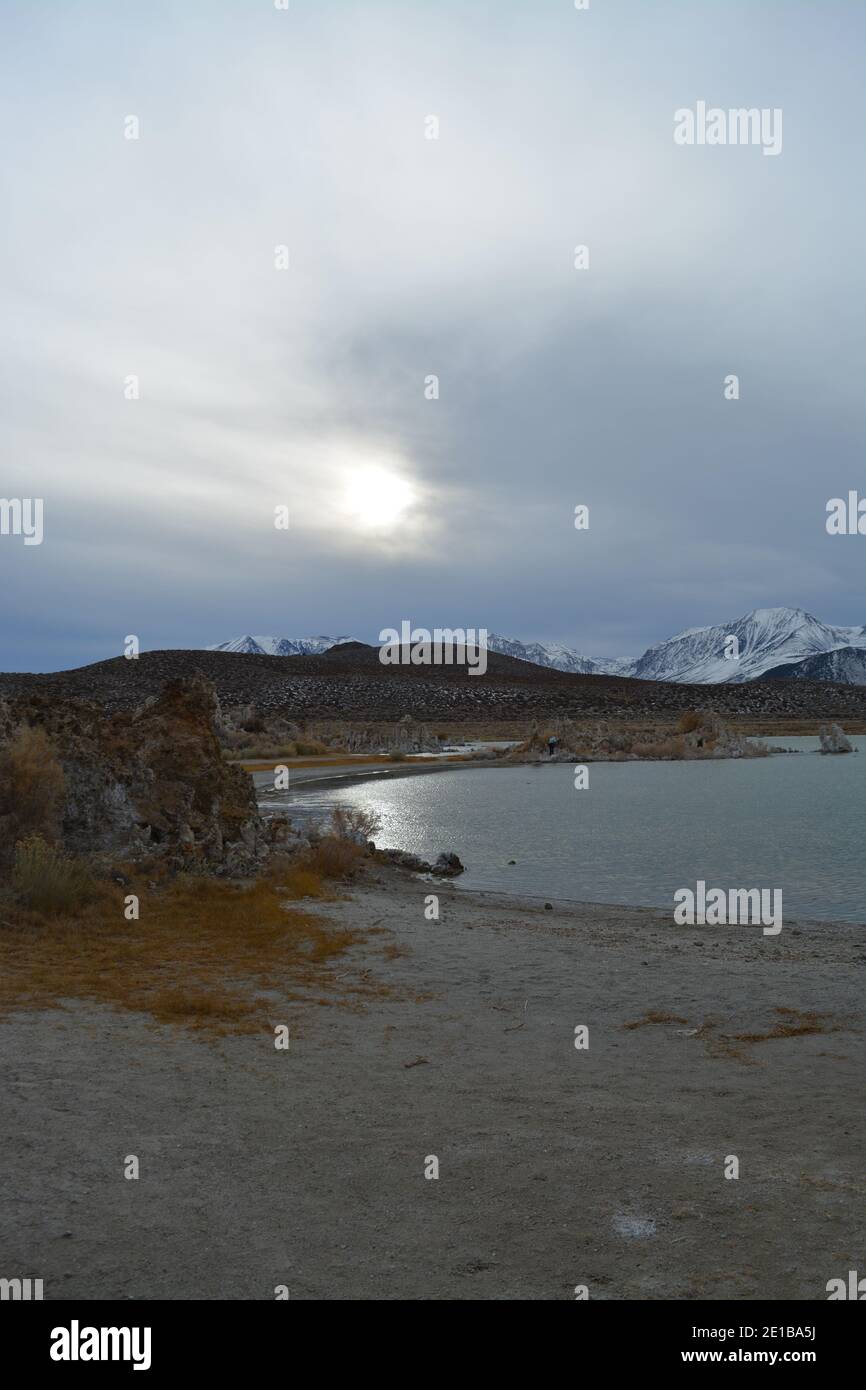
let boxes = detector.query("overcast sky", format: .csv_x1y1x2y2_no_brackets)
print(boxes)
1,0,864,672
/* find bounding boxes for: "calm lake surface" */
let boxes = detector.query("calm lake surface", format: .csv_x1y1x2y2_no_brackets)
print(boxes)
280,738,865,923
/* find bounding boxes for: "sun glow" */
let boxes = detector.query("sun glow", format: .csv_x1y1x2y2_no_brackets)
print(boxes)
341,465,416,529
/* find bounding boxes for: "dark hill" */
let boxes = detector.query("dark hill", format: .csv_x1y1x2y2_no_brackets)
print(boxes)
2,647,865,724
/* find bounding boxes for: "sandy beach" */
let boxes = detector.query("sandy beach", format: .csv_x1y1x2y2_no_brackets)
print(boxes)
2,868,863,1301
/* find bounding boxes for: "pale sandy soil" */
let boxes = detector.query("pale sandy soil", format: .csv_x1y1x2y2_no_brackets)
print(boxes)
1,871,864,1301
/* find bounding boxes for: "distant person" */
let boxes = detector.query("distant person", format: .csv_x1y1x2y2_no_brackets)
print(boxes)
547,735,558,757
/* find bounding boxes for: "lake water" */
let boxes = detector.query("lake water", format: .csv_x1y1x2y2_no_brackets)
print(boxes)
279,738,865,923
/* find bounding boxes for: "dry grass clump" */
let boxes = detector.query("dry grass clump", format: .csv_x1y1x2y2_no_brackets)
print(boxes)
294,738,331,756
280,865,328,898
268,860,330,899
12,835,96,914
297,806,383,881
304,837,364,879
233,739,303,760
0,875,369,1035
622,1010,689,1029
223,731,339,760
621,1006,853,1064
631,735,687,759
0,726,66,864
730,1007,842,1044
677,711,704,734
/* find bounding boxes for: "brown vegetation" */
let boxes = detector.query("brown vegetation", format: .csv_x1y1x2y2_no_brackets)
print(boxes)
0,872,374,1035
676,711,704,734
0,725,66,864
11,835,96,915
303,836,365,879
330,806,382,842
622,1010,689,1029
729,1007,843,1044
621,1006,854,1064
286,806,383,881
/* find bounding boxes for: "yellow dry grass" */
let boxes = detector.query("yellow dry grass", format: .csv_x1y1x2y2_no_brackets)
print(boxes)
729,1006,842,1044
0,874,371,1036
621,1006,855,1064
622,1010,689,1029
268,863,334,899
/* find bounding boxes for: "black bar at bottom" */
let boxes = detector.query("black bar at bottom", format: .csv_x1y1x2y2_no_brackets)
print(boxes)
1,1298,860,1375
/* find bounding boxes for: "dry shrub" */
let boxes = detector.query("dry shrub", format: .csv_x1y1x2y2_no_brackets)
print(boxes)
0,726,65,863
632,735,687,759
0,876,371,1035
331,805,382,842
677,711,704,734
305,836,364,879
11,835,95,915
297,804,384,880
232,739,303,760
269,862,328,899
225,734,341,760
389,749,408,761
294,738,329,756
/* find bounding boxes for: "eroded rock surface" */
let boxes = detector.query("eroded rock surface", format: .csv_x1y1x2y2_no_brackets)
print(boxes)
818,723,854,754
0,674,266,873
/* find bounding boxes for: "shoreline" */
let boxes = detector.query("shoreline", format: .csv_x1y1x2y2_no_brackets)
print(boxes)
419,878,855,931
250,743,805,794
251,755,497,794
254,741,865,927
246,728,858,793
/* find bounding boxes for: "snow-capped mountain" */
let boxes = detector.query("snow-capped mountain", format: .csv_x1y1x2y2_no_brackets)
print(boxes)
763,647,866,686
481,633,620,675
207,634,357,657
628,608,866,685
485,612,866,682
206,609,866,684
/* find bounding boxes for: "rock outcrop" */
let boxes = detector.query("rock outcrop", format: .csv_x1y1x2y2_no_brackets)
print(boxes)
0,675,266,873
374,847,465,877
506,712,768,763
818,723,854,754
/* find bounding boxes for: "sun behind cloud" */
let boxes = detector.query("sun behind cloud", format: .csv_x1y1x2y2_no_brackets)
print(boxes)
341,464,416,530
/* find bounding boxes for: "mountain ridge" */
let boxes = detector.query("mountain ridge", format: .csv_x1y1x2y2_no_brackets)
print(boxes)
208,607,866,685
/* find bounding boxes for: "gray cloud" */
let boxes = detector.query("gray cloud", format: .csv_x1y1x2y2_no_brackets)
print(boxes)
1,0,864,670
